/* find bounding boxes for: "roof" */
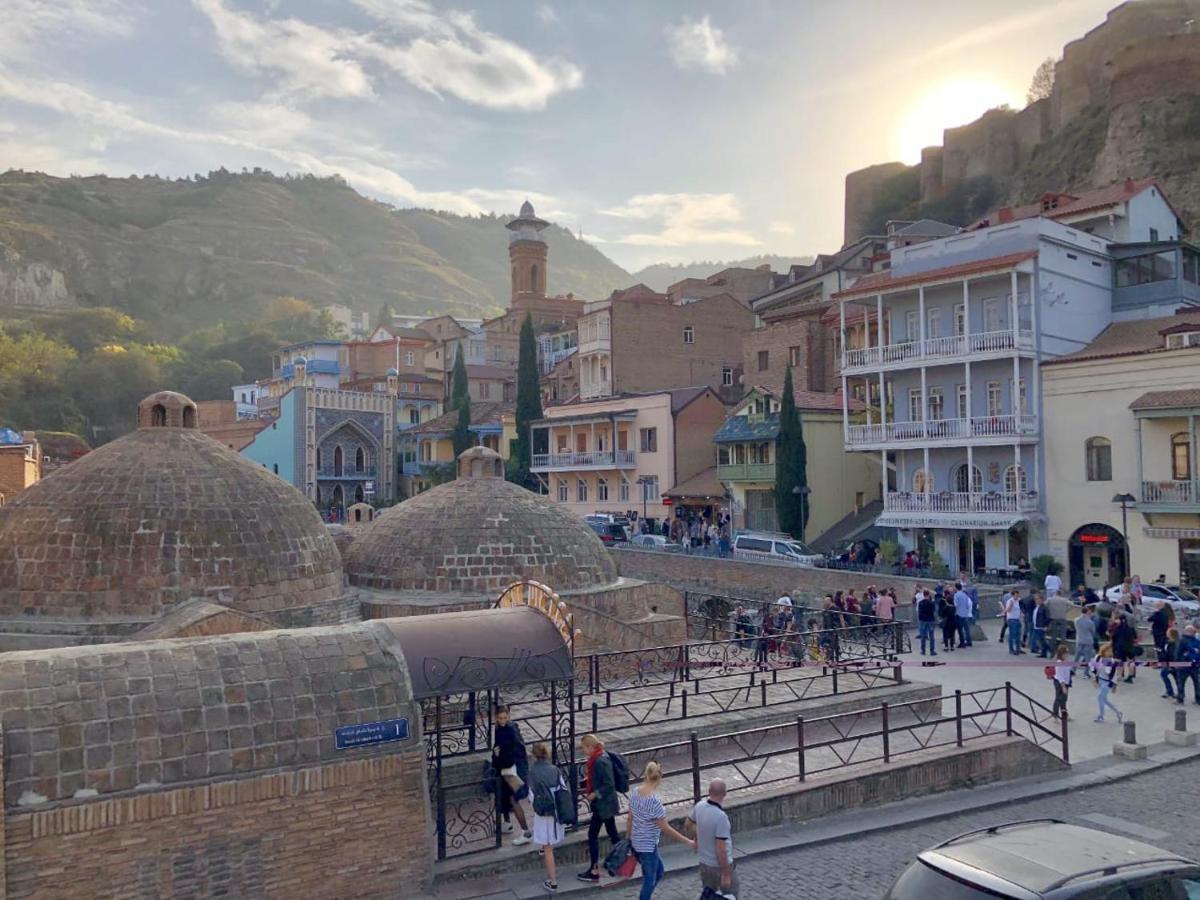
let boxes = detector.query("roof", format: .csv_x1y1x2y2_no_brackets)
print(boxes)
669,386,716,415
832,250,1038,300
1129,389,1200,411
1044,309,1200,364
665,466,724,499
276,338,345,353
714,413,780,443
466,364,515,381
894,218,959,238
408,401,513,435
969,177,1175,230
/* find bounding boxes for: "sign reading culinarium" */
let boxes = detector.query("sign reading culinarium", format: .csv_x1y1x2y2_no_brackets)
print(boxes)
335,717,410,750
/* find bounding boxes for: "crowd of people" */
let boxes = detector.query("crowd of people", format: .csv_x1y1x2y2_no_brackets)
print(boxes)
657,511,734,557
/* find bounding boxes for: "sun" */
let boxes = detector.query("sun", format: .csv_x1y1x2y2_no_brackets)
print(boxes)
894,79,1025,165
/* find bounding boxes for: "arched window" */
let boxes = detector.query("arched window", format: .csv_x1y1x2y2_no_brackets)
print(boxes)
1004,464,1027,494
912,469,934,493
151,404,167,427
1085,437,1112,482
355,447,365,473
953,463,983,493
333,445,344,477
182,406,196,428
354,485,364,504
1171,432,1191,480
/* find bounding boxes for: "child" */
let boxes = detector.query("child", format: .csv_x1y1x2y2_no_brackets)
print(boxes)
528,743,565,892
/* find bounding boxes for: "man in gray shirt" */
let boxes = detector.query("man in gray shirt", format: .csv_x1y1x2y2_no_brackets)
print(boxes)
1073,606,1098,677
687,779,737,896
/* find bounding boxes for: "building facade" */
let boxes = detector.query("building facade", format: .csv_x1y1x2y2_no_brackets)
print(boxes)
1043,308,1200,588
0,429,40,505
398,401,516,496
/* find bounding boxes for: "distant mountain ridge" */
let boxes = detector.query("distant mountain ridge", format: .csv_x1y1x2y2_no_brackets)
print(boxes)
630,255,814,292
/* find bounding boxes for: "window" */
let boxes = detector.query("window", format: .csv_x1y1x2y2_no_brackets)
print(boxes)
986,381,1002,417
640,475,659,501
355,447,365,473
1166,331,1200,349
789,346,802,366
1150,227,1160,242
953,463,983,493
639,427,658,453
982,297,1001,332
1184,248,1199,284
597,477,609,501
757,350,769,371
1172,432,1191,480
722,366,733,386
718,445,731,465
557,479,568,502
956,385,968,420
409,409,419,424
953,304,965,336
912,468,933,492
619,479,630,501
479,381,490,399
927,308,942,339
1004,464,1027,494
404,351,415,366
1085,437,1112,482
1016,379,1028,415
928,387,944,421
400,383,409,394
908,389,923,422
683,326,695,344
272,463,279,474
905,310,920,341
577,479,588,503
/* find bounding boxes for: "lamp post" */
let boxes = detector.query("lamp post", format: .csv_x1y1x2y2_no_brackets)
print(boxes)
636,475,651,522
792,485,812,542
1112,492,1136,578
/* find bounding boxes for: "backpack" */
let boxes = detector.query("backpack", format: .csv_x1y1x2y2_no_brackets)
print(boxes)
532,779,556,817
607,751,630,794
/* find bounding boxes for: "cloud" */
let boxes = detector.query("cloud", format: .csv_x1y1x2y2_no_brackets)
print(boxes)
2,0,133,58
768,221,795,235
537,5,560,25
600,193,759,248
665,15,738,75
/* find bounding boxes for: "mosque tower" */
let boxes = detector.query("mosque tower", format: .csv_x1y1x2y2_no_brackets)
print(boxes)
506,199,550,308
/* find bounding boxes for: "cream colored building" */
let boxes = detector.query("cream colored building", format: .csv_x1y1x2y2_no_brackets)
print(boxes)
529,388,727,524
1043,309,1200,589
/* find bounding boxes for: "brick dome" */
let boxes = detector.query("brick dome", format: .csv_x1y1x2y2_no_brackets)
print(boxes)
345,471,618,594
0,415,343,622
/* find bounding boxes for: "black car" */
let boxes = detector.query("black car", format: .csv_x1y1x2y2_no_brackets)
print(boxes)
588,521,628,545
885,820,1200,899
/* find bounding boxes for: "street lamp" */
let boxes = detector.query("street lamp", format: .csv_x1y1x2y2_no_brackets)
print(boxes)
636,475,652,522
792,485,812,541
1112,492,1136,577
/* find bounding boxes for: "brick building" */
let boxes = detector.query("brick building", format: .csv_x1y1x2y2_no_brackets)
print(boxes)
0,429,40,505
665,264,778,307
576,286,753,402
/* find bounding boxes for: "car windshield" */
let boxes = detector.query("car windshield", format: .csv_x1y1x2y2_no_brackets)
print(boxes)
1173,587,1199,602
787,542,816,556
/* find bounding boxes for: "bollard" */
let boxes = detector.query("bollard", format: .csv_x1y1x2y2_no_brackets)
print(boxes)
1123,721,1136,745
1114,719,1148,760
1166,707,1198,747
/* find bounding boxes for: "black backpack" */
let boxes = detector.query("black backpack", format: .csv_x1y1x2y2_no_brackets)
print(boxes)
607,751,630,794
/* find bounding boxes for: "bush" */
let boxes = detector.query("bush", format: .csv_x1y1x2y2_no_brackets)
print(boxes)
878,540,901,566
925,547,950,577
1032,554,1062,584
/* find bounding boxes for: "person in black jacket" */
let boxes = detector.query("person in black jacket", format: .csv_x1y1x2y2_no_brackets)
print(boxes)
493,705,532,845
937,585,957,652
915,586,937,656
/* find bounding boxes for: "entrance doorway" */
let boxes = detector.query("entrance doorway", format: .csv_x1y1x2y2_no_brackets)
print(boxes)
1068,523,1126,591
957,531,986,574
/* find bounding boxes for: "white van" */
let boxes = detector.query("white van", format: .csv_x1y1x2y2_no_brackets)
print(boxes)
732,533,823,566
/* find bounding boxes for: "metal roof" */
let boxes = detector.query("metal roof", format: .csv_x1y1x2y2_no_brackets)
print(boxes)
713,413,781,443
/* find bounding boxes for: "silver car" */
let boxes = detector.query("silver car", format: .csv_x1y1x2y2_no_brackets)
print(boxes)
1104,583,1200,616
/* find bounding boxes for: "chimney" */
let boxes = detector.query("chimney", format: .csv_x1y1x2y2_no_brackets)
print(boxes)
1124,177,1136,192
998,207,1014,223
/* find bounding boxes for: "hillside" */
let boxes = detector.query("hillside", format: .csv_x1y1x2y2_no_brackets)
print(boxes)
631,255,813,292
0,170,632,335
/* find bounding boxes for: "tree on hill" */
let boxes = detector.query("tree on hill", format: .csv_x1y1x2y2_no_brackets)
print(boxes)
451,343,469,410
511,313,542,488
1027,58,1056,104
774,366,809,540
375,302,394,330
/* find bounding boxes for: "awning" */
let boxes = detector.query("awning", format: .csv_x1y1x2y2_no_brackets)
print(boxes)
665,466,725,500
875,512,1030,530
1130,389,1200,413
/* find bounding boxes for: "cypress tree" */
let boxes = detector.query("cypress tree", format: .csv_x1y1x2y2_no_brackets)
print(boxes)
513,313,543,486
451,343,469,410
450,343,472,460
452,395,472,459
774,366,810,540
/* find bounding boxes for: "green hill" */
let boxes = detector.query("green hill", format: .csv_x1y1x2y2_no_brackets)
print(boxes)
630,255,813,292
0,169,633,336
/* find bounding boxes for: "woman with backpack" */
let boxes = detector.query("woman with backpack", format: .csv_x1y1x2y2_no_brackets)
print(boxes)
1090,643,1124,724
492,705,532,846
528,743,565,892
578,734,623,884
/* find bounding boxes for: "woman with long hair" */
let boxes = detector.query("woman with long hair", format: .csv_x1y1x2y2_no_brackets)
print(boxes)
626,762,694,899
1090,643,1123,724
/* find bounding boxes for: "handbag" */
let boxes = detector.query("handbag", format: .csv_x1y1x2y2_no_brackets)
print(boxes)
603,838,637,877
553,778,577,826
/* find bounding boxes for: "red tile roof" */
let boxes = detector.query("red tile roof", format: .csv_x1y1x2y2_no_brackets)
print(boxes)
1043,309,1200,365
1129,389,1200,411
751,385,865,413
968,178,1169,230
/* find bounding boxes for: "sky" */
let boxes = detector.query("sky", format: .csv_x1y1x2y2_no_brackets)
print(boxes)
0,0,1118,272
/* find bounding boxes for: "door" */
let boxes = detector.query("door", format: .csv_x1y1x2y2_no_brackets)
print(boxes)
1084,549,1109,590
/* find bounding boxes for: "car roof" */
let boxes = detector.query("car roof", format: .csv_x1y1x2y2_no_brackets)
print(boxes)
924,821,1194,894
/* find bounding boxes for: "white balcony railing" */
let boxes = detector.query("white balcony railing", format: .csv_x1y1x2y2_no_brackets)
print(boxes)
885,491,1040,514
846,414,1038,446
580,379,613,400
531,450,636,470
842,329,1035,372
1141,480,1199,506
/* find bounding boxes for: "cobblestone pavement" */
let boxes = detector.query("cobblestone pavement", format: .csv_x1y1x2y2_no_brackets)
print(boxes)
604,756,1200,900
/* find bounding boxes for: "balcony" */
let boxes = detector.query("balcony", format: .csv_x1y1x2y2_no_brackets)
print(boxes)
885,490,1039,514
717,462,776,482
578,333,611,355
531,450,635,472
317,467,377,480
846,414,1038,449
1140,480,1200,511
579,379,613,400
842,329,1035,374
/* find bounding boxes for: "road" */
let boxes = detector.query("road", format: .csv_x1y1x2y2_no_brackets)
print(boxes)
604,755,1200,899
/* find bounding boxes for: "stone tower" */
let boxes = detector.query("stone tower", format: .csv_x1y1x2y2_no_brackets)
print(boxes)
506,199,550,306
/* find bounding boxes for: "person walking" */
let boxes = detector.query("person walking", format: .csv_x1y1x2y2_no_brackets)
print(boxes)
1020,587,1037,649
1002,590,1023,655
875,588,896,624
687,779,737,898
1030,594,1050,658
528,743,565,892
1044,567,1063,599
1160,627,1183,701
577,734,620,884
1090,643,1123,724
755,607,774,667
492,705,532,846
938,586,958,652
1149,601,1174,655
1073,606,1097,677
626,762,695,899
1179,625,1200,704
916,585,938,656
953,583,973,648
1051,644,1072,720
1111,613,1138,683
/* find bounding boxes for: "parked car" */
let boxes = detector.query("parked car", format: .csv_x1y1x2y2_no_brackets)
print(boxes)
1104,582,1200,616
630,533,683,552
585,513,633,541
732,532,823,565
884,819,1200,899
587,521,628,545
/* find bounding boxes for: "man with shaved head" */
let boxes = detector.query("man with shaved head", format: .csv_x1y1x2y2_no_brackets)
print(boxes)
687,778,737,896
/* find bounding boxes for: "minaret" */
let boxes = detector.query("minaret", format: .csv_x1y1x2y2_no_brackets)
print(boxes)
506,200,550,309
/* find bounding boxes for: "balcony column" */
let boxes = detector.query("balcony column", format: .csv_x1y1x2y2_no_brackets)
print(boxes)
1136,417,1144,498
920,366,928,440
967,444,975,499
880,449,887,503
923,445,930,501
965,361,973,434
841,374,850,442
961,278,971,353
1012,354,1021,417
1010,271,1020,340
1191,414,1198,500
877,294,887,433
876,294,885,357
918,286,926,350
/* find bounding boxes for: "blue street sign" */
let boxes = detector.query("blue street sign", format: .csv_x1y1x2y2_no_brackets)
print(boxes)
334,717,410,751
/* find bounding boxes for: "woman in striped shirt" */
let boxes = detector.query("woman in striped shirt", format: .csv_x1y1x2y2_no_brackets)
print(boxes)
625,762,695,899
